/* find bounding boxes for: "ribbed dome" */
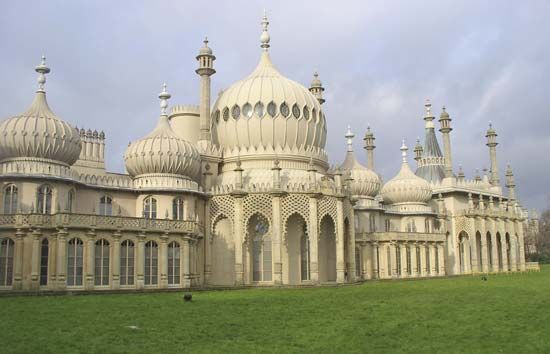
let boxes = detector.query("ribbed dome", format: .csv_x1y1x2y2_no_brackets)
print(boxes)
210,51,327,159
124,116,201,180
381,143,432,205
0,91,82,166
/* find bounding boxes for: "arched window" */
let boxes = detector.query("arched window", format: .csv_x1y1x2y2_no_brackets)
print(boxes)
40,238,49,286
143,197,157,219
369,215,376,232
37,185,53,214
99,196,113,216
94,239,110,286
407,219,417,233
249,214,272,282
168,241,180,285
120,240,134,286
172,198,184,220
300,222,310,281
425,219,431,233
67,238,84,286
0,238,14,286
145,241,158,285
67,189,75,213
3,184,18,214
385,219,391,232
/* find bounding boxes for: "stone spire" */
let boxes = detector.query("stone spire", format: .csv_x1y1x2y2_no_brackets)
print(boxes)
505,164,516,200
196,37,216,144
363,125,375,170
35,55,50,92
438,106,453,178
309,72,325,105
485,122,500,185
416,99,445,182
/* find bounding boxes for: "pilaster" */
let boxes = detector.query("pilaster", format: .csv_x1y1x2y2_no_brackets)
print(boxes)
13,229,25,290
112,232,121,290
85,230,96,290
56,228,68,290
308,195,320,283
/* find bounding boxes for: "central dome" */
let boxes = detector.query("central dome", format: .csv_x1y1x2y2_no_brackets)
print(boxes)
210,16,327,166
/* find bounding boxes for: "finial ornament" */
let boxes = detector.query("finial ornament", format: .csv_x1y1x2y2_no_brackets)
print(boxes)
400,139,408,163
424,98,433,117
204,37,209,46
345,125,354,152
35,55,50,92
158,83,171,116
260,10,270,51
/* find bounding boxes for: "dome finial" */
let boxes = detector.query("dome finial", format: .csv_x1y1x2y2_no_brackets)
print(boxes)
35,55,50,92
260,10,270,51
345,125,354,152
423,98,435,127
401,139,408,163
158,83,171,116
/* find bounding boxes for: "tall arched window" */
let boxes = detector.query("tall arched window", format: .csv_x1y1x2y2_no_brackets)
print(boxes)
407,219,417,233
94,239,110,286
67,189,75,213
37,185,53,214
143,197,157,219
40,238,49,286
99,196,112,216
249,214,271,282
172,198,184,220
145,241,158,285
0,238,14,286
120,240,134,286
67,238,84,286
168,241,180,285
3,184,18,214
300,223,310,281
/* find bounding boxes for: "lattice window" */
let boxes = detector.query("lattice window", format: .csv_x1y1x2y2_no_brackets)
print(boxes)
281,194,310,233
318,196,338,230
242,194,273,230
210,195,235,232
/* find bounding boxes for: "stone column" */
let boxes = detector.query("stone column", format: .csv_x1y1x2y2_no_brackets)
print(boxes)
378,243,387,279
85,230,96,290
13,229,25,290
499,220,509,272
490,221,499,272
233,195,245,285
182,237,191,288
348,208,357,282
437,243,446,275
516,220,526,271
31,229,42,289
509,233,517,272
335,198,346,283
159,235,168,288
480,233,489,273
410,243,418,278
400,243,408,277
204,198,212,285
420,243,427,277
308,195,320,283
429,244,437,276
372,242,379,279
390,242,397,278
136,233,145,289
470,231,479,274
271,194,283,285
364,242,373,280
112,232,121,290
56,228,68,290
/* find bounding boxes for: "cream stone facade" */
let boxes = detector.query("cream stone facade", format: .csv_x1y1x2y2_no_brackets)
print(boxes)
0,15,535,292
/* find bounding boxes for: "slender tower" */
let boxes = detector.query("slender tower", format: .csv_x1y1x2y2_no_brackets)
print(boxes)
196,37,216,145
485,123,500,185
505,165,516,201
309,72,325,105
438,106,453,178
363,126,375,170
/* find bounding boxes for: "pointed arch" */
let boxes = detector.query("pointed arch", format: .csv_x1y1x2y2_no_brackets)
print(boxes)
318,214,336,283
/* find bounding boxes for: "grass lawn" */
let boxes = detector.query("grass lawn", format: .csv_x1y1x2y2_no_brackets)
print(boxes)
1,268,549,354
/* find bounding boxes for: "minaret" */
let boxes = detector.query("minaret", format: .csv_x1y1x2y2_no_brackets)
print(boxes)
196,37,216,144
414,138,423,163
309,72,325,105
363,126,375,170
438,106,453,178
505,164,516,201
485,122,500,185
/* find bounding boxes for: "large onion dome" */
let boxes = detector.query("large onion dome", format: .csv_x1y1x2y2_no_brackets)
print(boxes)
381,141,432,205
340,127,381,198
124,84,201,181
0,57,81,166
210,14,327,167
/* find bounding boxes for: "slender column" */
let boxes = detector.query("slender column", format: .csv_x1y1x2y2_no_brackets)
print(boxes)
159,235,168,288
31,230,42,289
308,195,319,283
378,243,387,278
204,198,212,285
335,198,345,283
364,242,373,280
499,220,509,272
420,243,427,277
136,233,145,289
348,210,357,282
410,243,418,277
438,243,446,275
13,230,25,290
372,242,379,279
489,220,499,272
480,232,489,273
390,242,397,278
429,244,437,276
516,220,526,271
233,195,245,285
112,232,121,290
85,230,95,290
470,232,479,273
463,238,472,274
509,233,517,272
271,194,283,285
182,237,191,288
400,243,408,277
56,229,68,289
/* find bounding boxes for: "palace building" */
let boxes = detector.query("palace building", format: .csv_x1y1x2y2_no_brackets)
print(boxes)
0,15,534,292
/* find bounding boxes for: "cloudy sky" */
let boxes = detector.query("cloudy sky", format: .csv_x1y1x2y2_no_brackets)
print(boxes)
1,0,549,211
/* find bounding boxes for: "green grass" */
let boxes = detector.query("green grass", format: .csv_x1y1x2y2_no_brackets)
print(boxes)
1,268,550,354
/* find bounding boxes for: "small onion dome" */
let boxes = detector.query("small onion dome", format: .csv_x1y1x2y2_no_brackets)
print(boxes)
124,84,201,180
381,140,432,205
0,56,81,165
198,37,213,55
340,127,381,197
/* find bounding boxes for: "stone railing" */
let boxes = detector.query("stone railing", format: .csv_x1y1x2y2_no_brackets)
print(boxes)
453,208,521,220
0,213,203,235
358,231,446,243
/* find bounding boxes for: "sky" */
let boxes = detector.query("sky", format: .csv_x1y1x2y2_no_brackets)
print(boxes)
1,0,549,212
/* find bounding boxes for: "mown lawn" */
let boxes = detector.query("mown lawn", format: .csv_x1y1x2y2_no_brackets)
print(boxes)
1,268,549,354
